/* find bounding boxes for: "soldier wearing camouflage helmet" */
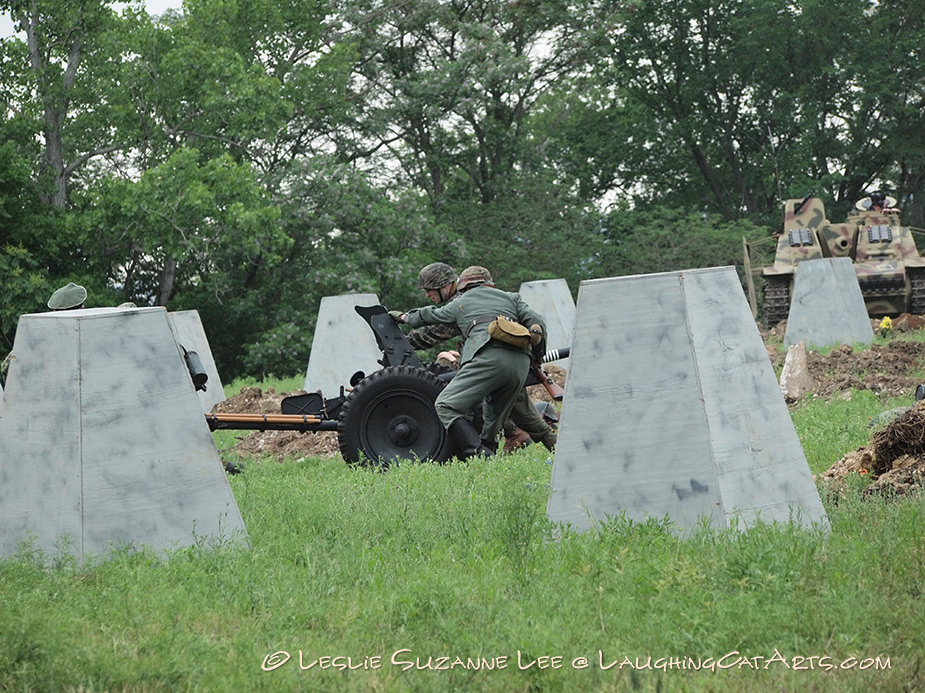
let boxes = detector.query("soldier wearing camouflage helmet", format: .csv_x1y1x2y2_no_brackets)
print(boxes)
392,263,558,452
395,265,547,459
1,281,88,386
400,262,462,350
417,262,457,293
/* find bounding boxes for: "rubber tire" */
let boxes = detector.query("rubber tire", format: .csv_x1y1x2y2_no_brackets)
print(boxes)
337,365,457,467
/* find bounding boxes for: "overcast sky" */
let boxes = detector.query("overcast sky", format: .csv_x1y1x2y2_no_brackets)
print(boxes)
1,1,182,39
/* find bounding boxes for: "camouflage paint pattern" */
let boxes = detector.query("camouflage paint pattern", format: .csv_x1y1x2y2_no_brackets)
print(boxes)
762,197,925,323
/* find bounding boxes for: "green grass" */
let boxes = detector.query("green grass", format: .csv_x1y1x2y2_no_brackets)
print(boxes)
2,376,924,691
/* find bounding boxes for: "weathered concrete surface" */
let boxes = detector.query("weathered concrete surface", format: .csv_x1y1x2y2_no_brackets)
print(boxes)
167,309,226,413
304,293,382,397
546,267,829,534
0,307,247,562
518,279,575,364
784,257,874,348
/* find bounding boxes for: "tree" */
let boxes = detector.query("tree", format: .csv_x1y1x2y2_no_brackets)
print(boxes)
0,0,149,207
561,0,925,226
75,148,285,306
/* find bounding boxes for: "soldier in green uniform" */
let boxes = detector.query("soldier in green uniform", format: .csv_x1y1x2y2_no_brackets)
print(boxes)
398,262,558,451
1,282,87,385
395,266,547,459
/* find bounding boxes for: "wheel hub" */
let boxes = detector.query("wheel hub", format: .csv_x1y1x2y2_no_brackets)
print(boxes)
388,415,419,447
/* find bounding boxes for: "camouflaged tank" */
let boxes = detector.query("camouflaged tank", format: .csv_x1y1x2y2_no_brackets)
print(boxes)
760,195,925,327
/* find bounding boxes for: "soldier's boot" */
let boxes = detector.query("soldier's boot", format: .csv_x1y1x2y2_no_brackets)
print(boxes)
538,429,557,452
448,419,493,460
504,428,533,453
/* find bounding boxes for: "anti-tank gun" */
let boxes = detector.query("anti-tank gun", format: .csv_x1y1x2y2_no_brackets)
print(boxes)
205,305,567,466
745,194,925,327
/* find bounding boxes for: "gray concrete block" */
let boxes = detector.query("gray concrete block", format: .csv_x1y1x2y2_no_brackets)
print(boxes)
546,267,828,534
167,309,226,413
304,293,382,397
518,279,575,362
0,307,247,562
784,257,874,348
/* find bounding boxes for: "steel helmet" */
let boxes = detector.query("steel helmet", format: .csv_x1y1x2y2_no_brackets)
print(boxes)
47,282,87,310
457,265,493,292
417,262,457,290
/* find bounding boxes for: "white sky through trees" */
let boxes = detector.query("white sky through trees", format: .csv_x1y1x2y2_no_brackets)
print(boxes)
0,0,181,38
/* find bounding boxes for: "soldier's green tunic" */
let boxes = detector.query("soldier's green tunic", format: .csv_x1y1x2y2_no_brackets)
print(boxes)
406,290,555,444
404,285,545,443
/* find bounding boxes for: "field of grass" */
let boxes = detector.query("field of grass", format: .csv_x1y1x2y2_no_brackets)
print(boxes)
1,373,924,692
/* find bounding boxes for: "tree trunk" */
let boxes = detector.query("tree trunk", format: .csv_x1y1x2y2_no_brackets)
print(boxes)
156,257,177,306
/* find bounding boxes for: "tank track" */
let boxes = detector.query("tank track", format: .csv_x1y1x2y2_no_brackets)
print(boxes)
763,276,791,328
909,268,925,315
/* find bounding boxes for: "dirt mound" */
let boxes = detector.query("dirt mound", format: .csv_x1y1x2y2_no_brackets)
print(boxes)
820,400,925,497
213,386,293,415
214,387,340,462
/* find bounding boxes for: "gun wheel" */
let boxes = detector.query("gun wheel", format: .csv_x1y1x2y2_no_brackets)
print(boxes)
337,365,456,467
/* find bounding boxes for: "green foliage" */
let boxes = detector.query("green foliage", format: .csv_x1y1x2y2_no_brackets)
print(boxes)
75,148,285,306
2,0,925,377
240,321,313,380
592,205,769,282
0,246,52,350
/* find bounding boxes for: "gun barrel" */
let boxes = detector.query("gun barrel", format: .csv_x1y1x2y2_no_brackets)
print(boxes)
542,346,570,363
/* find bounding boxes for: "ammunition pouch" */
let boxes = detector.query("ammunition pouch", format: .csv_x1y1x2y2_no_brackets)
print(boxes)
488,315,532,349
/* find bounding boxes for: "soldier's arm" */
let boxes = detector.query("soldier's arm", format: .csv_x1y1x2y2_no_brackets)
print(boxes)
514,294,546,336
404,302,457,328
407,322,462,350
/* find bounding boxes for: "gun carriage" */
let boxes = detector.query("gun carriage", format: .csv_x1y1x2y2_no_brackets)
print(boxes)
204,305,566,467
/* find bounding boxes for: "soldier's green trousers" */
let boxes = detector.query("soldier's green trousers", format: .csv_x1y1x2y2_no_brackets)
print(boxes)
435,342,531,444
507,388,554,441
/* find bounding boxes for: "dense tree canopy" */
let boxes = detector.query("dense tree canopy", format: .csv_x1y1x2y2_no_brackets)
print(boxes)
1,0,923,377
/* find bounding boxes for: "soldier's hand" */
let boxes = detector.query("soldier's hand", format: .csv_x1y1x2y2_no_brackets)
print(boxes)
388,310,406,323
529,324,544,347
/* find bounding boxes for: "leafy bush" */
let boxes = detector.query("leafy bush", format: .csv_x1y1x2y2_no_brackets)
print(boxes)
240,321,312,380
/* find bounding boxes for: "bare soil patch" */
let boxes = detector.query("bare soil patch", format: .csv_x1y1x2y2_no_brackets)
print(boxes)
765,339,925,402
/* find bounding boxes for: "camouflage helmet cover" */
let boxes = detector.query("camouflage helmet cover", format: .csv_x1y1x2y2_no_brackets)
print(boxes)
457,265,493,292
417,262,457,289
47,282,87,310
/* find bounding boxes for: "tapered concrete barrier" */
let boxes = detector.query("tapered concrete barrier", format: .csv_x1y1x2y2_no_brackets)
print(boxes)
784,257,874,348
518,279,575,363
0,307,247,562
546,267,829,534
167,309,226,413
304,293,383,397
